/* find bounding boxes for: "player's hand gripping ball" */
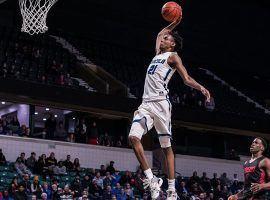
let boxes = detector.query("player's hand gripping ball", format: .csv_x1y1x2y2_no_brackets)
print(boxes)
161,1,182,22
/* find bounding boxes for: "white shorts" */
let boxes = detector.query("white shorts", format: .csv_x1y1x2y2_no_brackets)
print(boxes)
129,99,172,148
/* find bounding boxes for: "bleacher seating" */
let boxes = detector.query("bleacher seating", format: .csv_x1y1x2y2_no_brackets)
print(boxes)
0,25,92,91
61,34,270,120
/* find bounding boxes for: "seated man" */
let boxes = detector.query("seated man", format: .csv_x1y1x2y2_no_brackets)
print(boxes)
15,158,33,177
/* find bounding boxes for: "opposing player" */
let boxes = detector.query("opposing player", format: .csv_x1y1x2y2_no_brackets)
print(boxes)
228,137,270,200
128,17,211,200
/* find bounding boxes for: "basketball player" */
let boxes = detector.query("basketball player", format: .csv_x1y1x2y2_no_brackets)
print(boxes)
228,137,270,200
128,17,211,200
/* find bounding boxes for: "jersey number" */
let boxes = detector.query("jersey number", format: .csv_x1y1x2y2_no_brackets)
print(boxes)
148,65,158,75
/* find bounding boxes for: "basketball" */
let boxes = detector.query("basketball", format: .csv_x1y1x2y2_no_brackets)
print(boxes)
161,1,182,22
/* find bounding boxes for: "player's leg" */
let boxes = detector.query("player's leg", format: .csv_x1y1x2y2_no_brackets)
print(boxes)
153,100,177,200
128,105,153,169
128,104,162,200
129,135,150,171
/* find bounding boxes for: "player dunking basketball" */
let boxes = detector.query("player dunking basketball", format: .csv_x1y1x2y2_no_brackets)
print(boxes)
228,137,270,200
128,17,211,200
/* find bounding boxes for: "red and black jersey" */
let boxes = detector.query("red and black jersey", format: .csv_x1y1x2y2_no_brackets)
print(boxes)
243,156,267,200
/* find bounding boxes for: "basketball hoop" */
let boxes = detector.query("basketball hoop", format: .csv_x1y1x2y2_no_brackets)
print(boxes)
19,0,58,35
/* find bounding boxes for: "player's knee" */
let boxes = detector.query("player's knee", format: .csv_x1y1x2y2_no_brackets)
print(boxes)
159,137,171,148
128,135,141,145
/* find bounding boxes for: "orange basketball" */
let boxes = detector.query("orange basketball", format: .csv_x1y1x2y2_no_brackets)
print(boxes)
161,2,182,22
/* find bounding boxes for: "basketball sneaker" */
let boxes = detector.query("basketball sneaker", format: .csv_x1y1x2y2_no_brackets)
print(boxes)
166,190,178,200
143,176,163,199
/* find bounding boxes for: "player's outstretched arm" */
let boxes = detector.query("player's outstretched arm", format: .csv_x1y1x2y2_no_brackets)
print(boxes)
169,54,211,102
155,17,182,54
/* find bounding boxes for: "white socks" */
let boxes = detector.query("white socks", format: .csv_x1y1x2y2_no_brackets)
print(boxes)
168,179,175,191
144,168,154,180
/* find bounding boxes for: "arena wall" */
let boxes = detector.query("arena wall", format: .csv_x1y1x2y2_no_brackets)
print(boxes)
0,135,152,172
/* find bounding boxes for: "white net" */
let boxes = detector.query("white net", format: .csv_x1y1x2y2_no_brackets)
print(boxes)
19,0,58,35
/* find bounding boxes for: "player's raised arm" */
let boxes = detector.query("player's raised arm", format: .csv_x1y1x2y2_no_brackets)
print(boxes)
155,18,181,55
168,54,211,102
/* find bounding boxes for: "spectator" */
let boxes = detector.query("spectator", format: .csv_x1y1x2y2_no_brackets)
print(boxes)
118,188,127,200
45,113,57,139
214,184,223,199
54,161,67,175
211,173,220,190
106,161,116,175
73,158,81,172
87,121,99,145
120,171,132,186
42,183,52,200
200,172,211,193
81,175,91,190
103,172,114,188
14,158,33,177
18,125,27,137
78,194,88,200
112,170,121,186
134,172,144,194
26,152,36,171
60,185,73,200
54,121,67,140
103,185,112,200
24,127,31,137
219,173,231,187
37,154,47,177
188,171,201,186
13,184,27,200
30,176,42,198
2,190,13,200
124,183,134,199
46,152,57,176
99,132,111,146
89,180,102,199
63,155,73,171
0,149,7,166
19,174,31,193
93,172,104,189
99,164,106,177
75,119,87,143
232,174,238,182
51,184,60,200
41,193,47,200
16,152,26,165
112,183,122,197
178,181,188,200
71,176,82,195
221,185,229,199
8,177,18,197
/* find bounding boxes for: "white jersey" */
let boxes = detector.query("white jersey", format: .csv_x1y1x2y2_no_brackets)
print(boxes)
142,52,177,101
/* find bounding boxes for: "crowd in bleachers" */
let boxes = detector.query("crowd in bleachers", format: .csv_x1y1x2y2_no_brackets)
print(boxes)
0,26,84,90
0,149,244,200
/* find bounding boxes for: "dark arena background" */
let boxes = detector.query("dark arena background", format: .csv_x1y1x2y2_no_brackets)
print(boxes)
0,0,270,199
